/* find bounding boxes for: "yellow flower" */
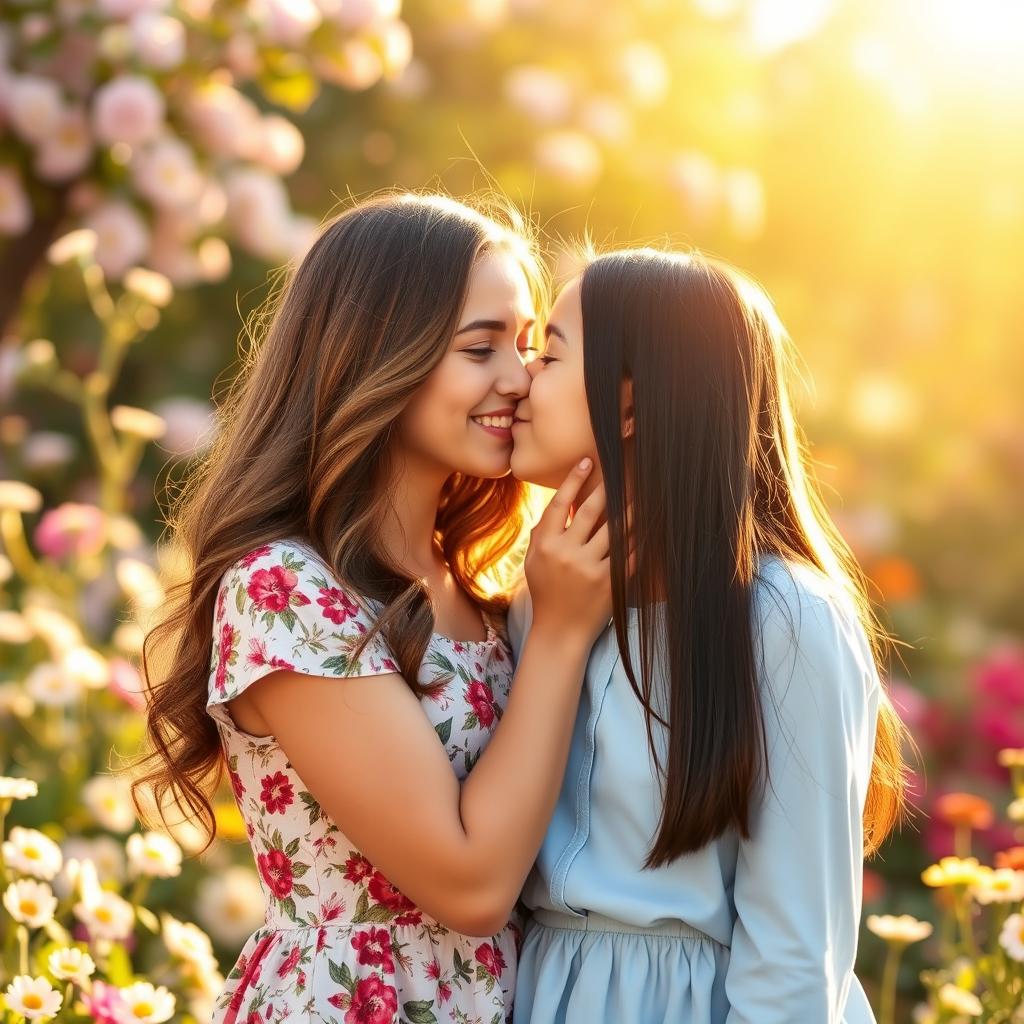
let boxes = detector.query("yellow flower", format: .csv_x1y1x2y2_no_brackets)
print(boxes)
47,228,97,265
937,983,982,1016
921,856,984,888
123,267,173,307
866,913,933,944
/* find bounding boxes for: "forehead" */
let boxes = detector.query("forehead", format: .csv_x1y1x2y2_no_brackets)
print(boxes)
549,275,582,324
462,249,535,319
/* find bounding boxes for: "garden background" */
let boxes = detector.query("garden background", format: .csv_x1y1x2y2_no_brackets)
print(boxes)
1,0,1023,1021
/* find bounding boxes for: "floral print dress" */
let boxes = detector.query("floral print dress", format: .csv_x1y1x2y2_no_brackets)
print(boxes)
206,538,520,1024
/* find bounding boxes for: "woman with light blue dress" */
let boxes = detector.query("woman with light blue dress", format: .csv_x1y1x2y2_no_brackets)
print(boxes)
506,248,909,1023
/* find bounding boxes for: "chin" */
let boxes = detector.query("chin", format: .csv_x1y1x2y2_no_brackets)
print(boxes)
510,450,557,488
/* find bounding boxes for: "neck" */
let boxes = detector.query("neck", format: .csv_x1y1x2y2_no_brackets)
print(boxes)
378,450,450,579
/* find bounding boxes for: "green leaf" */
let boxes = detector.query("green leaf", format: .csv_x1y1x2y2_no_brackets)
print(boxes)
279,896,298,921
328,958,355,993
321,654,351,674
292,882,314,898
351,889,371,924
105,942,134,986
136,905,160,932
403,1000,438,1024
434,718,453,744
291,862,310,878
236,583,247,615
279,607,298,633
286,837,301,857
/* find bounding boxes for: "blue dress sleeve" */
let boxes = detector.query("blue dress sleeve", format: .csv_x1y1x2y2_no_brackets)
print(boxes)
506,583,533,665
724,578,880,1023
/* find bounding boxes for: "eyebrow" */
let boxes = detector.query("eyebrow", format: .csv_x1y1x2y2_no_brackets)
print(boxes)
455,317,536,336
545,323,567,342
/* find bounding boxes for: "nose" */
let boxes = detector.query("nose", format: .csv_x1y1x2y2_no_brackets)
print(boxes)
496,347,533,400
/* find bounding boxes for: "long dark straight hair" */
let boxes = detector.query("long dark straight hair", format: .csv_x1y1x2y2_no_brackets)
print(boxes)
579,247,907,867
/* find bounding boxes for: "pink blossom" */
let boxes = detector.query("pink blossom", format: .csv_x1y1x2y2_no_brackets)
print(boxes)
92,75,164,146
184,82,261,160
224,167,296,261
109,656,146,711
85,200,149,279
97,0,168,19
33,502,106,560
131,137,203,209
7,74,65,145
35,105,94,182
256,115,305,175
81,980,129,1024
0,166,32,236
973,646,1024,705
151,396,216,455
254,0,321,46
129,12,185,69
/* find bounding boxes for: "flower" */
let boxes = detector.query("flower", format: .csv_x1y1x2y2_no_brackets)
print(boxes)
124,267,173,307
48,946,96,983
131,137,203,210
2,826,64,880
0,775,39,800
996,846,1024,870
316,586,360,624
3,879,59,928
196,866,265,945
259,771,295,814
248,564,306,613
936,983,982,1016
118,981,176,1023
0,167,32,236
934,793,994,831
63,646,111,689
367,871,416,915
999,747,1024,768
921,856,984,888
6,75,64,145
86,201,150,280
466,680,497,728
0,480,43,513
82,774,136,832
344,853,374,884
92,75,165,146
162,915,215,966
130,13,186,69
4,976,63,1020
866,913,933,944
344,976,397,1024
535,130,603,188
971,867,1024,904
254,0,322,46
111,404,168,441
127,831,183,878
34,502,107,560
998,912,1024,961
35,106,94,182
47,228,98,265
74,889,135,941
351,926,395,973
23,662,83,707
257,848,294,899
1008,798,1024,823
82,980,128,1024
256,114,305,175
475,941,506,978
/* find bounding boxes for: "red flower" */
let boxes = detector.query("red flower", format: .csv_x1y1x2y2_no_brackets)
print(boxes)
439,981,453,1003
344,976,397,1024
475,942,506,979
424,960,441,981
344,854,374,884
240,545,273,569
316,927,329,953
351,927,395,973
229,769,245,801
317,586,360,625
260,771,295,813
277,945,301,978
245,1013,262,1024
394,910,422,927
247,637,295,672
257,848,293,899
247,565,309,613
367,872,416,915
321,895,345,922
327,992,347,1010
466,680,496,728
215,623,235,693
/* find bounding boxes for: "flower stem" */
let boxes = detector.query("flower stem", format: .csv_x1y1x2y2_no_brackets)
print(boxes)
879,941,905,1024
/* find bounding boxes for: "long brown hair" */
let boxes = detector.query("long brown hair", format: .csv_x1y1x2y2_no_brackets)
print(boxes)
579,247,908,866
131,191,543,847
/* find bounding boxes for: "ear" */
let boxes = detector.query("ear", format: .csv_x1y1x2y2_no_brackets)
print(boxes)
621,377,634,440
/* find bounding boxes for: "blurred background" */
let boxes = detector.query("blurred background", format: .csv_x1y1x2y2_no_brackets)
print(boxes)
1,0,1022,1019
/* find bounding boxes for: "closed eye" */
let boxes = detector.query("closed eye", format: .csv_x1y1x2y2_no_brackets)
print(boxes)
465,347,495,358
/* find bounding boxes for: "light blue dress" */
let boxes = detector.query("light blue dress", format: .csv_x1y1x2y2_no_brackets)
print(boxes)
507,555,879,1024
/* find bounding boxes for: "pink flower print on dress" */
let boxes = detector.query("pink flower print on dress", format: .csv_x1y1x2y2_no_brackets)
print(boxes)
317,585,361,624
466,680,497,728
246,637,295,672
367,871,416,915
239,544,272,569
351,927,395,973
259,771,294,813
344,853,373,884
257,848,293,899
344,976,397,1024
215,622,237,693
247,564,309,613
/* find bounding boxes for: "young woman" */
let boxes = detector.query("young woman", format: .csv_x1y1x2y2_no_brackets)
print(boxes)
131,193,615,1024
506,248,908,1023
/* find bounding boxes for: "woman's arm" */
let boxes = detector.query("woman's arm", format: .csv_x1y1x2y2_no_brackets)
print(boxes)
724,583,880,1023
243,462,609,937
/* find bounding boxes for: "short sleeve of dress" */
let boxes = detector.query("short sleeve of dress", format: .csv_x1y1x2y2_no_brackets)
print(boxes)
207,539,400,713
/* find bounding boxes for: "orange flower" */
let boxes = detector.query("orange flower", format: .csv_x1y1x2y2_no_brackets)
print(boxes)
868,556,921,603
996,847,1024,871
935,793,994,831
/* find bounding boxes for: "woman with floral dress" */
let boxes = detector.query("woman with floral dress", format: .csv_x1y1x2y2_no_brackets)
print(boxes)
132,193,615,1024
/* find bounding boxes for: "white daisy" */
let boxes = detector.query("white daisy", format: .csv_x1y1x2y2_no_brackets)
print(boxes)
2,879,58,928
48,946,96,983
2,826,63,880
74,889,135,941
936,983,982,1016
971,867,1024,904
118,981,176,1023
4,975,63,1020
82,774,136,833
24,662,85,707
0,775,38,801
866,913,933,944
127,831,182,878
999,912,1024,961
162,914,215,964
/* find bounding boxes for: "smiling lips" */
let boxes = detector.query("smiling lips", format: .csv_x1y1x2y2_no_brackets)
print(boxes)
471,408,516,439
